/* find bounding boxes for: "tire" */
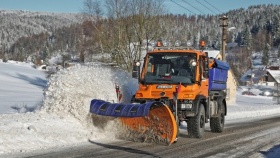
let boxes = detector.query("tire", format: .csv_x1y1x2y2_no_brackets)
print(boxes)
187,104,205,138
210,101,225,133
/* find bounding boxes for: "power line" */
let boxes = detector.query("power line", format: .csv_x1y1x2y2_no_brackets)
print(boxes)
170,0,197,15
196,0,217,14
182,0,206,14
204,0,223,14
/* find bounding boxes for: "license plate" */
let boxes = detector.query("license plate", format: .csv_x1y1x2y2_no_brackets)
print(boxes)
157,85,172,89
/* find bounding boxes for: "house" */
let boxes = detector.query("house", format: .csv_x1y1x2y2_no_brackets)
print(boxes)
240,68,267,85
266,68,280,104
205,50,237,104
266,66,280,87
240,66,280,88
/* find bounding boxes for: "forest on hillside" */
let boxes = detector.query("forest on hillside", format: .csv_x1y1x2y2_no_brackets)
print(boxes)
0,10,82,48
0,1,280,83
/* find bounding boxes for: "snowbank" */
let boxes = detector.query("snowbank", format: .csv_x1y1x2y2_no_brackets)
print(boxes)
0,61,280,157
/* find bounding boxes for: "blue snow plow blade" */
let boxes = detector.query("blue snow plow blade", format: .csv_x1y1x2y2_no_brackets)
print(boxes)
90,99,154,117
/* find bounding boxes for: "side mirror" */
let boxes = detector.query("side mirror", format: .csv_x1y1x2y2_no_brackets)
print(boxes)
203,71,209,78
190,59,197,67
203,57,209,79
132,61,141,79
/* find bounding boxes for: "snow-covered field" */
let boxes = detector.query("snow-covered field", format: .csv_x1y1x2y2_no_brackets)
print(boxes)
0,60,280,157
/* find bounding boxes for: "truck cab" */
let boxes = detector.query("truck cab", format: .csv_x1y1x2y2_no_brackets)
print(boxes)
132,47,209,112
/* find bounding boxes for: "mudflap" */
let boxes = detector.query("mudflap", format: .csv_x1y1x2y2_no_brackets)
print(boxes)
90,99,177,145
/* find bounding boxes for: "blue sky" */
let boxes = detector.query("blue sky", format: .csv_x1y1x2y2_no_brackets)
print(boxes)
0,0,280,15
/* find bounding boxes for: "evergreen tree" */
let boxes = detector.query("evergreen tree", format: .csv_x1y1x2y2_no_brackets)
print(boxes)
272,16,280,46
278,45,280,58
243,26,253,50
262,43,270,66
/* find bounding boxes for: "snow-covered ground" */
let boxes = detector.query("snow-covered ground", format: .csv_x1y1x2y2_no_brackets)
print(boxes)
0,61,46,114
0,60,280,157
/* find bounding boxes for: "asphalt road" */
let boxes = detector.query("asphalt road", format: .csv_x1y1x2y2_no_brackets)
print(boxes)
15,116,280,158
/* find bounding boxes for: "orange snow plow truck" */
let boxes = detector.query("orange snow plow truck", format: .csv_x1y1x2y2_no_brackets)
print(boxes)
90,40,230,145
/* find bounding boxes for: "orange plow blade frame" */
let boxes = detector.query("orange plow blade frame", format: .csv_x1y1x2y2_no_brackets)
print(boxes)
120,103,177,144
90,100,177,144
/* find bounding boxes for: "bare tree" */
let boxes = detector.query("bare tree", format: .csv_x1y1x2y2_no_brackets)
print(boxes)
82,0,166,71
82,0,103,21
104,0,166,71
81,0,105,62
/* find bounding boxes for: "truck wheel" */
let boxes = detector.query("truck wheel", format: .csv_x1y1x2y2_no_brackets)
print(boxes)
187,104,205,138
210,101,225,133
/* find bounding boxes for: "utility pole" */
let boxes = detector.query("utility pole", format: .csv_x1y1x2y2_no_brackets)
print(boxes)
220,16,228,61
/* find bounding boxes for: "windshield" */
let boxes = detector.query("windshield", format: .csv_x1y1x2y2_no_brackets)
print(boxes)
143,53,197,84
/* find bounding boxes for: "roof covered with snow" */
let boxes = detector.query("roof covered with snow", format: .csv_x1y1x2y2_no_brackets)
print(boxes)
240,68,267,83
267,69,280,83
204,50,221,59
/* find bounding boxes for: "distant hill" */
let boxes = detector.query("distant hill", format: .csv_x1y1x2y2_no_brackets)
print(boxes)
1,4,280,80
0,10,82,49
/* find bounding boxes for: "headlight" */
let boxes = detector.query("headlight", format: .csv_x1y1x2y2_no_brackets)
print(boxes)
178,100,193,109
135,61,141,66
180,103,192,109
175,40,181,46
186,40,193,47
190,60,197,66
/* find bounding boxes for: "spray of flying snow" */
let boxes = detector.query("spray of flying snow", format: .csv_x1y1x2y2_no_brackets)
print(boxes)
42,62,138,139
112,68,138,103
